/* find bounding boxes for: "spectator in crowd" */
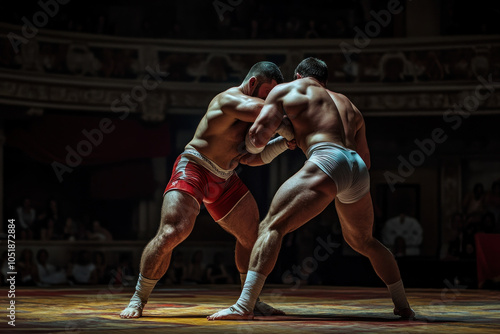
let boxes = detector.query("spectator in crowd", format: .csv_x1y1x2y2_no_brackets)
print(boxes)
17,197,36,240
186,250,205,284
206,252,233,284
460,221,477,259
1,251,9,285
69,250,97,284
447,212,479,260
36,249,68,285
463,183,486,215
94,251,108,284
479,212,497,233
63,217,78,241
485,181,500,224
443,212,466,260
37,198,63,241
165,251,187,285
305,20,319,39
382,213,423,256
87,220,113,241
18,249,39,286
113,253,135,286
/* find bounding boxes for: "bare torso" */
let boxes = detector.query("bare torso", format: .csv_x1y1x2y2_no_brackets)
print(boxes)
279,78,346,153
279,78,370,167
185,87,252,170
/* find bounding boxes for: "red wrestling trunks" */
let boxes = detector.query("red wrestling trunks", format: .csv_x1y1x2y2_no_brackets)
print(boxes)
164,150,249,221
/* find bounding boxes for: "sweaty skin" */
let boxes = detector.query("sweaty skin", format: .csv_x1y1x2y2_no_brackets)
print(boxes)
120,79,284,319
250,77,346,155
186,82,276,170
208,76,412,321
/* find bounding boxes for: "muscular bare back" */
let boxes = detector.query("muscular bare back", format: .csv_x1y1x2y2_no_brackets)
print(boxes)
270,78,346,153
253,77,370,168
328,91,371,169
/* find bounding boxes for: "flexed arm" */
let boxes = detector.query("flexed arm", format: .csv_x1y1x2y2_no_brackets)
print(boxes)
245,85,293,153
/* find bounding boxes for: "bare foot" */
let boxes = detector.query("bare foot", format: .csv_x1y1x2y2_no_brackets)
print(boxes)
394,307,415,320
120,303,143,318
254,301,285,316
207,305,254,321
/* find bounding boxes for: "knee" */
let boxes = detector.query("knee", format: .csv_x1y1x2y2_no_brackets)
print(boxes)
156,216,194,249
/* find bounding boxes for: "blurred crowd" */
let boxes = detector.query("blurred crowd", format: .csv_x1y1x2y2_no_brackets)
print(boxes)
1,248,135,287
13,197,114,242
0,247,239,288
443,180,500,260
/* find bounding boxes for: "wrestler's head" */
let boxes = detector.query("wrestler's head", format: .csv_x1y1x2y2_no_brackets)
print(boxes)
243,61,284,99
294,57,328,86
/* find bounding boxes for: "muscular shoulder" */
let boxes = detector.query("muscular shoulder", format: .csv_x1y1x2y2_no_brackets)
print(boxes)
211,87,247,115
213,87,242,108
330,92,363,128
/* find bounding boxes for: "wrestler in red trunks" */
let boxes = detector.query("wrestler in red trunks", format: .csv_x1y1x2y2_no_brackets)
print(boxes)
121,61,292,319
164,154,248,222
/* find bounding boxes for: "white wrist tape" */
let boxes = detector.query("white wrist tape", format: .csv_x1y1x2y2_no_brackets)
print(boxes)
276,118,294,141
261,136,288,164
245,131,265,154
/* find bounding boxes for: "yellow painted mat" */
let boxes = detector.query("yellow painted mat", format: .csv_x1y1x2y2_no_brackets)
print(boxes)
1,285,500,333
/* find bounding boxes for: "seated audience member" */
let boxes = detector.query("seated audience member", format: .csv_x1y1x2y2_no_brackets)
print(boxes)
113,253,135,286
17,197,36,240
63,217,78,241
164,251,187,285
485,181,500,225
94,251,109,284
186,250,205,284
87,220,113,241
206,252,233,284
37,198,63,240
36,249,68,285
479,212,497,233
1,251,9,285
69,250,97,284
18,249,40,286
463,183,486,215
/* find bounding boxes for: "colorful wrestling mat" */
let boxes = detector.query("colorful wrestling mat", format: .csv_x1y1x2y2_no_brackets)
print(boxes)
1,285,500,333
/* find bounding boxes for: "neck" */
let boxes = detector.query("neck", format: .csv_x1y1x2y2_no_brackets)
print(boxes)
240,83,250,96
306,77,325,87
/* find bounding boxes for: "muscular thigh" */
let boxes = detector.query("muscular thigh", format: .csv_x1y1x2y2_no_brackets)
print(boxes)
265,162,337,235
217,191,259,245
159,190,200,234
335,192,374,239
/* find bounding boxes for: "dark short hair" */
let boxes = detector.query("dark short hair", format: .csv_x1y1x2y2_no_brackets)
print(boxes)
244,61,284,84
294,57,328,85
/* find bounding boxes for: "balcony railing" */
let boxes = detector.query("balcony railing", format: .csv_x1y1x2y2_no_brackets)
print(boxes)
1,22,499,119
